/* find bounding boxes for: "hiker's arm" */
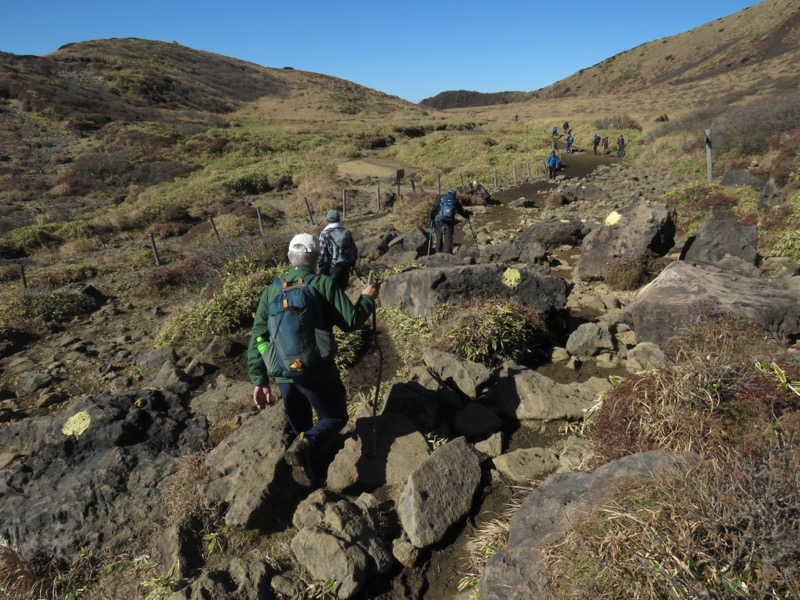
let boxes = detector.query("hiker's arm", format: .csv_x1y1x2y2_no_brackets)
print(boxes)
318,277,376,332
247,286,273,387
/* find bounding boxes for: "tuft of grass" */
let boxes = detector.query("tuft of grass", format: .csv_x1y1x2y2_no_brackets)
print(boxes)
377,304,431,369
437,297,549,368
603,252,661,291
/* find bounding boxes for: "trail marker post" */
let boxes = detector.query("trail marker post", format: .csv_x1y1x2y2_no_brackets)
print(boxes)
705,128,713,183
209,217,221,243
255,207,265,240
148,233,161,266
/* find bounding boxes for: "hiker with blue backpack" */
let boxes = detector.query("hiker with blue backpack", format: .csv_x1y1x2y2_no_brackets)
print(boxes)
429,189,471,254
317,209,358,290
248,233,378,483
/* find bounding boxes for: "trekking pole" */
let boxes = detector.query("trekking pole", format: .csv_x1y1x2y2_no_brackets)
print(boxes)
467,218,478,243
368,271,382,457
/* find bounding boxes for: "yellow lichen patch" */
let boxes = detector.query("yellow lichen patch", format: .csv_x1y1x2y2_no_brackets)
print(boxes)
502,267,521,288
62,411,91,438
604,211,622,226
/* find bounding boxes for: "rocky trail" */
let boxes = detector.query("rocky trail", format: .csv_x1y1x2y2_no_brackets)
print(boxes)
1,137,799,599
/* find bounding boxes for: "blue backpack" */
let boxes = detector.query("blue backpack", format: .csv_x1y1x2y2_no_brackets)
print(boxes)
262,274,335,378
437,193,457,221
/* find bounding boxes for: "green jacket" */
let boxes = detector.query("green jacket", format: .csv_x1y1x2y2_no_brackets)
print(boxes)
247,265,375,385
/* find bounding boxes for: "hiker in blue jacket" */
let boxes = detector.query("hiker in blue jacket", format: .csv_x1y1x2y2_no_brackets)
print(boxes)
547,151,560,179
429,189,470,254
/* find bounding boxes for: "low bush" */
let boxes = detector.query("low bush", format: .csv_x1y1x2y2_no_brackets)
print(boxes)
392,192,436,231
591,114,642,131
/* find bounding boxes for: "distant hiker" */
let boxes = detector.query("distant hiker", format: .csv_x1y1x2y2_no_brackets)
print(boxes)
430,189,471,254
617,135,626,158
602,136,610,155
249,233,378,484
563,120,570,134
552,124,558,136
565,133,574,154
546,151,560,179
317,209,358,290
592,133,601,155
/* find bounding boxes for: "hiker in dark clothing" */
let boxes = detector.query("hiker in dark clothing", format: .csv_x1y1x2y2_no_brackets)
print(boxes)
248,233,378,482
429,189,471,254
617,135,626,158
563,120,570,134
317,209,358,290
592,133,601,155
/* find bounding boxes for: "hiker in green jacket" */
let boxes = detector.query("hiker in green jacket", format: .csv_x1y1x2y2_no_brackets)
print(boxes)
248,233,378,481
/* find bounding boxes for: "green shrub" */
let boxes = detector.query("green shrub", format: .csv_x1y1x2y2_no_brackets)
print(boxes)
156,264,286,349
0,289,98,332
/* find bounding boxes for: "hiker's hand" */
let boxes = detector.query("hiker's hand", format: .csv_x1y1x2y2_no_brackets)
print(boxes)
362,284,378,299
253,385,272,409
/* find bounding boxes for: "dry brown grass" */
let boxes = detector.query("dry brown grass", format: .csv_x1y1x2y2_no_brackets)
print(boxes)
590,311,797,462
293,170,343,220
545,434,800,599
392,191,437,231
0,545,43,599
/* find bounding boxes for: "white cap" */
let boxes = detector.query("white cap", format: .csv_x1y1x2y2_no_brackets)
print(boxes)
288,233,319,254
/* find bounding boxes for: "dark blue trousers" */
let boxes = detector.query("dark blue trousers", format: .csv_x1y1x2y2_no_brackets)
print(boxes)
278,379,348,457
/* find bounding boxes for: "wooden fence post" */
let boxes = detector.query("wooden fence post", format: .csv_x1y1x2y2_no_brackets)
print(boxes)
148,233,161,266
20,263,27,289
493,168,498,190
303,196,315,225
527,162,532,180
342,189,347,220
513,165,517,185
376,186,381,212
705,128,713,183
209,217,221,243
437,174,441,196
255,207,265,240
460,172,464,188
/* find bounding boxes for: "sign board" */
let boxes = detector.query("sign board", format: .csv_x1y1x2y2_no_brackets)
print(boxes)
396,169,404,181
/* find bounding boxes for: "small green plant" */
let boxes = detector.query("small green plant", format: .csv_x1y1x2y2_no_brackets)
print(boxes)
141,561,182,600
425,433,448,451
754,360,800,397
202,527,228,556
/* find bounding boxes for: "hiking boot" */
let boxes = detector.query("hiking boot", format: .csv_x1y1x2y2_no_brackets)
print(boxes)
284,433,314,485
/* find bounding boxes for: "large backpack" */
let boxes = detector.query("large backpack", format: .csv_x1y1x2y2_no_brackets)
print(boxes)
323,227,358,267
262,274,335,378
437,192,457,221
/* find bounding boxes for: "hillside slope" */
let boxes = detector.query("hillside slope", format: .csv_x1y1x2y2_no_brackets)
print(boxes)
420,0,800,109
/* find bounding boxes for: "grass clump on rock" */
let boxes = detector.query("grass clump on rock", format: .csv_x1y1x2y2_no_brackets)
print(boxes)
437,297,548,368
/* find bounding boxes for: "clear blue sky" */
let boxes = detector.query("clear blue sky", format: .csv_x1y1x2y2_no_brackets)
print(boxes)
1,0,761,103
